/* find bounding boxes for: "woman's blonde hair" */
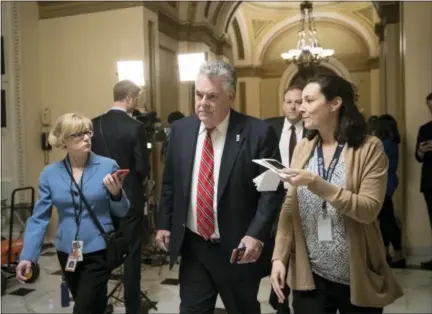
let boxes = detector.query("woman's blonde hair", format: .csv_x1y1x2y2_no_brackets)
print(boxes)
48,113,93,148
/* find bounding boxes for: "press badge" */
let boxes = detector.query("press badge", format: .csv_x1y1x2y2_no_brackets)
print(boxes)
65,256,78,272
72,240,84,262
317,216,333,242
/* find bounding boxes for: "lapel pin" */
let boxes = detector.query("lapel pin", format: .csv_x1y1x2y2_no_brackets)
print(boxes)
236,134,240,142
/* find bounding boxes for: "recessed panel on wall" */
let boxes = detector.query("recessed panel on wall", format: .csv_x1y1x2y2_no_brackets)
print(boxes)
1,89,6,128
1,36,5,75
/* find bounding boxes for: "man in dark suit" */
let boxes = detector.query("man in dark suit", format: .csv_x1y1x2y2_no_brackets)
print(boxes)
92,80,150,314
266,85,305,314
416,92,432,270
156,60,285,314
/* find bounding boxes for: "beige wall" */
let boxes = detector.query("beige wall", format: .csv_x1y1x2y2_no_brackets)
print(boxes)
402,2,432,257
260,78,280,118
39,7,145,165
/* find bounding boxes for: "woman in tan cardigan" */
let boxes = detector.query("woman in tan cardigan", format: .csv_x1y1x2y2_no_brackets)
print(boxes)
270,75,403,314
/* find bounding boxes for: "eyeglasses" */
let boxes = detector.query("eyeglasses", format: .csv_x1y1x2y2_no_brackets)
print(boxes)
69,130,93,142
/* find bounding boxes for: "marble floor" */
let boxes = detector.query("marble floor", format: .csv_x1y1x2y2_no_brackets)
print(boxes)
1,246,432,313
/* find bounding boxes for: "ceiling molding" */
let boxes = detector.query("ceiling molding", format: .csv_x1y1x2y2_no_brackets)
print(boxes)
38,1,143,19
158,11,231,56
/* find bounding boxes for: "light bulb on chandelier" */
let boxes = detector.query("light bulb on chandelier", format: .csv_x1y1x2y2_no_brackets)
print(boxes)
281,1,334,67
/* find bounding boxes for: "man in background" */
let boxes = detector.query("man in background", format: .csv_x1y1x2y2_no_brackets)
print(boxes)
92,80,150,314
415,92,432,270
265,85,306,313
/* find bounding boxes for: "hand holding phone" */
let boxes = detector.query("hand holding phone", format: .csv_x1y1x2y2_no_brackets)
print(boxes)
230,246,246,264
112,169,130,180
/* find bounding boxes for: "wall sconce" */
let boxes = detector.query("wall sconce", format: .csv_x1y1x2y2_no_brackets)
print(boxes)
177,53,206,82
116,60,145,86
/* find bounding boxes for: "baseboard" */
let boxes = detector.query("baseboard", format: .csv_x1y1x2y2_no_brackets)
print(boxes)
405,245,432,266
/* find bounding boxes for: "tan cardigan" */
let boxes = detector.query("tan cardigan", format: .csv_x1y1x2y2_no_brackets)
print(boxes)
272,135,403,307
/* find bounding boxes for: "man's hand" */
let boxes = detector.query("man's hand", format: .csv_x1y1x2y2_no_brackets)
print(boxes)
155,230,171,252
237,235,263,264
419,140,432,154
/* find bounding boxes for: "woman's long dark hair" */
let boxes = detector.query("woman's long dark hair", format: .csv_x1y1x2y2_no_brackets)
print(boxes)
305,75,367,149
375,114,401,144
366,115,379,135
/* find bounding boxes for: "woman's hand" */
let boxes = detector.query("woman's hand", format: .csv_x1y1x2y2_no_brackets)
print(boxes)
103,173,124,198
16,260,32,282
279,168,316,187
270,259,287,303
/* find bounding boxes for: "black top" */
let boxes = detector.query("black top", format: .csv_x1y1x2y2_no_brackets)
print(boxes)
415,120,432,192
92,109,150,213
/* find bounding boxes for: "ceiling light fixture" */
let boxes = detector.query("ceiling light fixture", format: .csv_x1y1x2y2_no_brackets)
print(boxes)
281,1,334,67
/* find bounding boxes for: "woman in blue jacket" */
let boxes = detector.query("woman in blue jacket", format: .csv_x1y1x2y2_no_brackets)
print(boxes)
16,113,130,314
375,114,406,267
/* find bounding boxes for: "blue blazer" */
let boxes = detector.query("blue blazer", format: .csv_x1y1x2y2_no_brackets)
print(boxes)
20,153,130,263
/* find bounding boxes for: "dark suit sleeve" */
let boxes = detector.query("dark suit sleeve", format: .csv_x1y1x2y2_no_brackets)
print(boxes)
246,124,285,242
415,126,424,163
157,124,175,231
134,123,150,179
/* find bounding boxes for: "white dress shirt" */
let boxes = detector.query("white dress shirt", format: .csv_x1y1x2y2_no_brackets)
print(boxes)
187,112,230,239
279,119,304,189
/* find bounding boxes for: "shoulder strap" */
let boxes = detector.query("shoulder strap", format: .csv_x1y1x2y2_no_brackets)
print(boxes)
63,159,108,240
99,114,112,159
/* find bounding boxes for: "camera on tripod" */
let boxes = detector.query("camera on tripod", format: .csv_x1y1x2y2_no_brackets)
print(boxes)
135,111,166,144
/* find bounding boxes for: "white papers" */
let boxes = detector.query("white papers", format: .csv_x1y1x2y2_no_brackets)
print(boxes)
253,170,280,191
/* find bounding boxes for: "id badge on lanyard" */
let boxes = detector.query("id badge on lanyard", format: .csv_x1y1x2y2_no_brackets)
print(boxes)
316,141,344,242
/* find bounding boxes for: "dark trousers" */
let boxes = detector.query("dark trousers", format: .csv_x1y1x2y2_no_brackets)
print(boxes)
58,250,111,314
424,191,432,228
179,229,261,314
116,211,145,314
378,196,402,250
293,273,383,314
269,272,290,313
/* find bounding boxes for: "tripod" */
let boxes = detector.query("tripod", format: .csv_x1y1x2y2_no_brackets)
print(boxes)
107,181,160,312
107,265,158,312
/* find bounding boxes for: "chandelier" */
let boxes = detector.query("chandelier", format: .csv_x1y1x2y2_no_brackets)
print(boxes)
281,1,334,67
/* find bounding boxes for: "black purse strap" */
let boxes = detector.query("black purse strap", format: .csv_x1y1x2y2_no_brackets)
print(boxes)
63,159,108,242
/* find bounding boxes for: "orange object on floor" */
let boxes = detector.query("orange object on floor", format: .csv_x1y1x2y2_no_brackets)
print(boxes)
1,239,23,265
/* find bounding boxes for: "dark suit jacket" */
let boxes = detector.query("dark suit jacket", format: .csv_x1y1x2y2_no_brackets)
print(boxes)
415,120,432,192
265,116,307,142
92,109,150,214
158,110,285,276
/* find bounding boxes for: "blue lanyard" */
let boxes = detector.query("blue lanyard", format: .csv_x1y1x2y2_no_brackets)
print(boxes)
64,158,85,241
316,140,344,216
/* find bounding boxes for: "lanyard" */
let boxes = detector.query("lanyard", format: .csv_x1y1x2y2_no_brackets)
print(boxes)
316,140,344,216
66,158,85,241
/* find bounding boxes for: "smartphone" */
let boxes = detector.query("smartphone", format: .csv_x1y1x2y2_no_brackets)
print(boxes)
112,169,130,179
230,246,246,264
263,159,286,170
